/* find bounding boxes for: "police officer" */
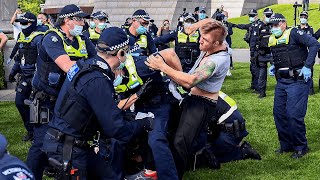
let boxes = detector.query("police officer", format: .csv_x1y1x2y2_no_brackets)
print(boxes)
255,8,273,98
120,9,179,180
268,14,320,158
36,13,52,32
8,12,44,142
0,134,35,180
154,13,200,72
297,11,315,95
233,9,262,93
42,27,153,180
29,4,96,179
121,17,133,30
83,11,108,46
148,19,158,39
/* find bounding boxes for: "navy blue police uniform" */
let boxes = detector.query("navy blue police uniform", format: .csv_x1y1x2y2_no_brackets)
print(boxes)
154,13,200,73
119,9,179,180
42,27,152,180
0,134,35,180
234,9,262,92
28,4,95,179
9,12,43,142
269,14,320,158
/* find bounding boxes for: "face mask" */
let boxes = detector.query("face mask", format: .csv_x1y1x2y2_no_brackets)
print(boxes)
223,17,228,21
20,25,30,30
89,21,96,29
136,25,147,35
37,19,43,26
98,23,107,30
249,17,255,23
113,75,123,87
69,24,83,36
271,27,283,37
184,23,192,28
300,18,308,24
265,17,270,23
199,13,206,20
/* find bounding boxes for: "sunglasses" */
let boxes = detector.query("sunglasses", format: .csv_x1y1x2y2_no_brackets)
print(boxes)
71,17,84,22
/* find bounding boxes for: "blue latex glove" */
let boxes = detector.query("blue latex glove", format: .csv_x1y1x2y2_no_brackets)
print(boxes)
269,65,275,76
6,58,12,65
299,66,311,82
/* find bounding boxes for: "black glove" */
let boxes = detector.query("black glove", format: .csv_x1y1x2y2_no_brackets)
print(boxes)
136,79,153,98
8,74,16,83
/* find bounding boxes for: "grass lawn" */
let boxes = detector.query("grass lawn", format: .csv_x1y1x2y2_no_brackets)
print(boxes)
229,4,320,49
2,62,320,179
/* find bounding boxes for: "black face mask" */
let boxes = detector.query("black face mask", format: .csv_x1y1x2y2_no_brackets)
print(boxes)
22,21,37,36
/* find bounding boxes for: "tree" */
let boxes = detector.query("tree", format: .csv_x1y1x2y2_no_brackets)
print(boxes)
17,0,45,15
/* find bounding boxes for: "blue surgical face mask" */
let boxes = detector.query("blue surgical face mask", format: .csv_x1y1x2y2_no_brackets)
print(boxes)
136,25,147,35
89,21,96,29
69,24,83,36
300,18,308,24
184,23,192,29
113,75,123,87
199,13,206,20
37,19,43,26
249,17,255,23
20,25,30,30
265,17,270,23
271,27,283,37
98,23,107,30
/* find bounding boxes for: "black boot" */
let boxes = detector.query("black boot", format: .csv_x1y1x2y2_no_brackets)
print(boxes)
22,132,33,142
241,141,261,160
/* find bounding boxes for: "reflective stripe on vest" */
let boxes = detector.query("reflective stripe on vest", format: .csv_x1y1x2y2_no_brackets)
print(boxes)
177,31,199,43
136,35,148,48
218,91,238,124
88,28,100,40
268,28,292,47
45,28,88,58
18,31,45,43
115,54,143,93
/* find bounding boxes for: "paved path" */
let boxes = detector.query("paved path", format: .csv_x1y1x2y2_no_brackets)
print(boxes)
1,49,319,101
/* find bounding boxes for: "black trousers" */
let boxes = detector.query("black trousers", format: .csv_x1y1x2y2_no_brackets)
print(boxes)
173,95,217,179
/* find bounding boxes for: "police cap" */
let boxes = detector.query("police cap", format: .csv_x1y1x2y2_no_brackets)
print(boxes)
269,13,286,25
97,27,129,52
132,9,151,21
15,12,36,24
263,8,273,16
248,9,258,16
58,4,90,19
300,11,308,17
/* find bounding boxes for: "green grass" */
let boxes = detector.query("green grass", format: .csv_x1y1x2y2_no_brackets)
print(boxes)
229,4,320,49
2,63,320,179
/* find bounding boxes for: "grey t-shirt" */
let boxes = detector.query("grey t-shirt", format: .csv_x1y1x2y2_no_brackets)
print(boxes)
188,50,230,93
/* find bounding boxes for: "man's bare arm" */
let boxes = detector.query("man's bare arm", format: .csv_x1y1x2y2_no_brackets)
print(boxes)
0,33,8,49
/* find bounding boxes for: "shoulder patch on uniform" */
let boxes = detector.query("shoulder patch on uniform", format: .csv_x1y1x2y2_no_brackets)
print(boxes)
51,36,58,42
1,166,34,179
297,30,304,35
67,63,80,81
96,61,109,70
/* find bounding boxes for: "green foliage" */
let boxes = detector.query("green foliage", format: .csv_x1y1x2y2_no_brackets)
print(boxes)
2,63,320,179
18,0,45,15
229,3,320,49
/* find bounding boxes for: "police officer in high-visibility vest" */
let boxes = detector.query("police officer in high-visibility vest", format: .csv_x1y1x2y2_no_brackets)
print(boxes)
154,13,200,72
268,14,320,159
36,13,53,32
29,4,96,179
118,9,179,180
83,11,108,46
8,12,44,142
297,11,315,95
191,91,261,170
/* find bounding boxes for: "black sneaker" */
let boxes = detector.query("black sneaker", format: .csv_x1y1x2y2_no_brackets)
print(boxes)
22,132,34,142
241,141,261,160
258,93,266,98
291,147,309,159
274,148,294,154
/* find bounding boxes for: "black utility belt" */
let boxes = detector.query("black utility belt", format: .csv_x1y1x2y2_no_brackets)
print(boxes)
47,128,91,149
276,68,303,80
219,121,245,134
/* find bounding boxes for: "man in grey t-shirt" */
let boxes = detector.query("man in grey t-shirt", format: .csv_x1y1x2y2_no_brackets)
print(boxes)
146,19,230,179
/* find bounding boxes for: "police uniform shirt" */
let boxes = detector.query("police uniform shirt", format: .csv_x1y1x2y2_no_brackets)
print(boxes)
36,24,49,32
297,24,314,36
49,56,148,141
0,154,34,180
39,29,96,62
284,28,319,69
